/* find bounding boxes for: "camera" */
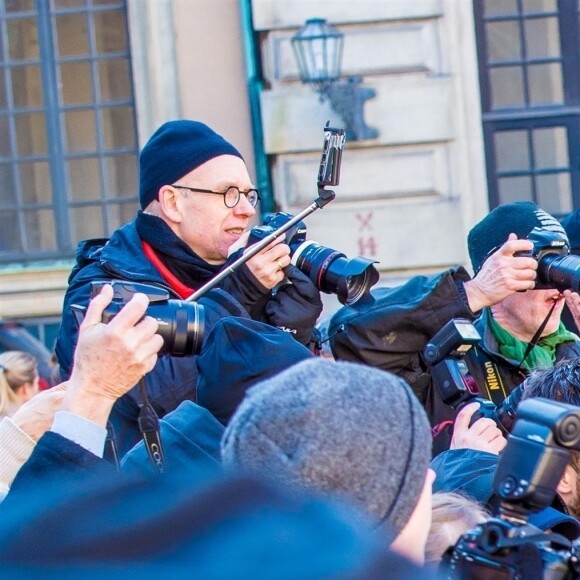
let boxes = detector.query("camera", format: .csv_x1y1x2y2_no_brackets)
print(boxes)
72,280,204,357
520,229,580,292
248,212,379,310
441,398,580,579
424,318,521,433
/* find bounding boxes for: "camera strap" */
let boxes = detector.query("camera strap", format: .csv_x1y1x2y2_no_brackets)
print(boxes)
137,378,167,474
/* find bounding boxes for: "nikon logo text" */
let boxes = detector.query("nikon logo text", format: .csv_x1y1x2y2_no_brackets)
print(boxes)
484,361,500,390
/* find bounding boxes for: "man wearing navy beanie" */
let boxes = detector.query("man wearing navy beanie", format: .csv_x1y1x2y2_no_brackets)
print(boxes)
329,201,580,455
55,120,322,457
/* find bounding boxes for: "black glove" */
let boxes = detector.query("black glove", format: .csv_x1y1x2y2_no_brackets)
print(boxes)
264,264,323,345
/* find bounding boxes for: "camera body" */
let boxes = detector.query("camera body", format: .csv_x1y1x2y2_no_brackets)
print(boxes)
519,229,580,292
248,212,379,310
441,398,580,579
424,318,521,433
72,280,204,357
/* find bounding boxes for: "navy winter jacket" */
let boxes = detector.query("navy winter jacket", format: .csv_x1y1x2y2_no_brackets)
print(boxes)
55,219,250,456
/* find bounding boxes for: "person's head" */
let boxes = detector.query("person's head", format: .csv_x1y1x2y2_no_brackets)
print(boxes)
139,120,257,265
468,201,569,340
221,358,433,564
522,359,580,518
0,351,39,417
424,492,488,565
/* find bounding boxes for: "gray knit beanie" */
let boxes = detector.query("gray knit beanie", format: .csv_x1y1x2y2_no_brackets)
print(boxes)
221,359,431,536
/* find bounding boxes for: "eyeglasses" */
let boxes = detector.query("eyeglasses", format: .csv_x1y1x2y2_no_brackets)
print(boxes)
172,184,260,208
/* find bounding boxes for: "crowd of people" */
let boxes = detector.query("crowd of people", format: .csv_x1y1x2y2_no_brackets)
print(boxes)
1,118,580,578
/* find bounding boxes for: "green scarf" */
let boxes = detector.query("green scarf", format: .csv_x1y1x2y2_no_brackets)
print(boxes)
484,308,579,371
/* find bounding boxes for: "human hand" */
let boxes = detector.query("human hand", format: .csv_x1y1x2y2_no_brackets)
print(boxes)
65,284,164,426
244,236,291,290
449,402,507,455
564,289,580,329
463,233,537,312
10,383,67,442
265,264,323,344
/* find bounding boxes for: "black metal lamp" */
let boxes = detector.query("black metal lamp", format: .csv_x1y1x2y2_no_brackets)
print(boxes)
291,18,379,141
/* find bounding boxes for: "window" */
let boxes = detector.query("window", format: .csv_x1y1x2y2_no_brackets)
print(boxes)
473,0,580,215
0,0,138,263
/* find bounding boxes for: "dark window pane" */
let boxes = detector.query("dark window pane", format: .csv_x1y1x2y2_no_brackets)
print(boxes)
94,0,118,5
52,0,87,8
102,106,134,149
498,175,533,203
5,0,34,11
106,153,137,197
0,115,11,157
0,163,16,204
12,65,43,107
20,161,51,203
15,113,47,155
522,0,557,12
487,21,522,62
536,173,571,214
495,130,530,171
528,62,563,105
483,0,518,16
0,71,6,109
67,158,101,201
24,208,56,251
525,17,560,59
55,13,88,57
532,127,568,169
94,10,127,53
490,66,525,108
71,205,103,241
107,200,137,232
99,59,130,101
63,110,96,152
60,62,93,104
8,17,38,61
0,209,21,252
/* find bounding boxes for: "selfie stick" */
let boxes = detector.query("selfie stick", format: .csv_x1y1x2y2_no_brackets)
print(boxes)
186,124,345,302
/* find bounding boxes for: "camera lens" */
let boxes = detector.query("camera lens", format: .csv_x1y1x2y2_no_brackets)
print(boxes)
291,240,379,309
149,301,204,357
538,253,580,292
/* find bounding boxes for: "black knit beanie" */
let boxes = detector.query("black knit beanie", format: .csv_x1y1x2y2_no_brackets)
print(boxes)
221,359,432,537
467,201,568,273
139,120,243,209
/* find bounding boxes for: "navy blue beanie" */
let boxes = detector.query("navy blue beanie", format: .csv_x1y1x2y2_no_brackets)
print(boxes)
196,317,313,425
139,120,243,209
467,201,568,273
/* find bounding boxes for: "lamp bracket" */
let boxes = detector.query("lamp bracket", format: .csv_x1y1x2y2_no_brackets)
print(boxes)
323,76,379,141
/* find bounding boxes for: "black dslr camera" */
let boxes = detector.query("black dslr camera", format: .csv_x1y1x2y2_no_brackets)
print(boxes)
72,280,204,357
248,212,379,310
424,318,521,433
441,398,580,579
520,229,580,292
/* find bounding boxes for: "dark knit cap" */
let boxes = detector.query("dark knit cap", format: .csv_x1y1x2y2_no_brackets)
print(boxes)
467,201,568,273
139,120,243,209
221,358,432,537
196,317,313,425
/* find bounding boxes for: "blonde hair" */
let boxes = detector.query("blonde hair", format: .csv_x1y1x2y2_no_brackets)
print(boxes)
0,351,38,417
425,492,489,564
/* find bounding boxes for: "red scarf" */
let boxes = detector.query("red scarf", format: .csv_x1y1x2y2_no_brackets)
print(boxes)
142,240,194,299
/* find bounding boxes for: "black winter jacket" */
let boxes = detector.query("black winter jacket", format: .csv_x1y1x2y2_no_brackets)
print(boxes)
329,267,580,451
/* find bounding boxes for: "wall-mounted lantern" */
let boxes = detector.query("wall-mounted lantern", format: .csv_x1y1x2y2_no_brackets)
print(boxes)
291,18,379,141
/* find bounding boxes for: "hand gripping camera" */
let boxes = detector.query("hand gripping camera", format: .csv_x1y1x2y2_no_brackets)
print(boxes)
441,398,580,579
424,318,522,433
521,229,580,292
247,212,379,310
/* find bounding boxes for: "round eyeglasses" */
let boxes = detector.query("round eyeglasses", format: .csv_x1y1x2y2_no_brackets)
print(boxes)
172,184,260,208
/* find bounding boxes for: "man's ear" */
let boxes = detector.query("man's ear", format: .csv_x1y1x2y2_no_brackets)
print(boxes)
557,465,576,496
157,185,183,223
